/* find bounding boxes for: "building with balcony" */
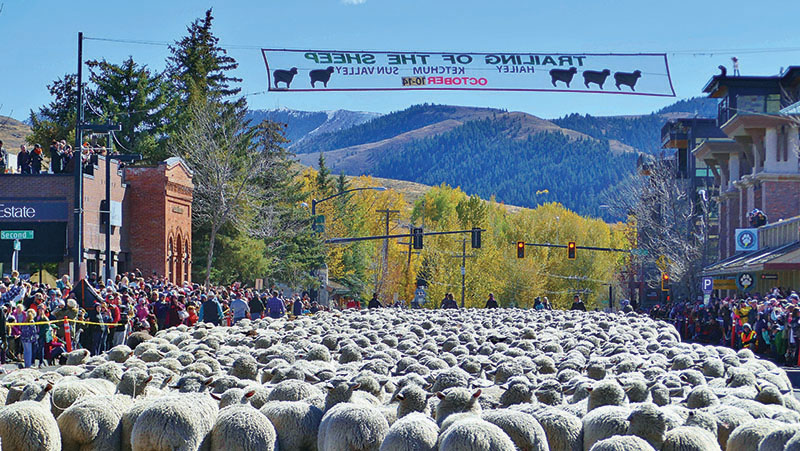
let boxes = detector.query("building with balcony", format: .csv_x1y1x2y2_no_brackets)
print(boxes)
694,66,800,292
661,118,726,264
0,157,193,285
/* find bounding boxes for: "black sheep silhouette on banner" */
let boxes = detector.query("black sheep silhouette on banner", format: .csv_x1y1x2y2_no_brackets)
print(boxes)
273,67,298,89
582,69,611,89
549,67,578,87
310,67,335,88
614,70,642,91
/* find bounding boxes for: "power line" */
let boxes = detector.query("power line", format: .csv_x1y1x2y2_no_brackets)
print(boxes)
83,35,800,57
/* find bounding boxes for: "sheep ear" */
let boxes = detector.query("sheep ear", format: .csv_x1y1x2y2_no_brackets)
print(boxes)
472,389,482,398
436,392,445,400
210,393,221,400
350,383,361,390
204,378,215,386
325,384,335,391
586,387,594,392
44,382,54,393
395,394,405,401
424,383,433,390
245,390,256,398
163,376,173,385
144,375,153,384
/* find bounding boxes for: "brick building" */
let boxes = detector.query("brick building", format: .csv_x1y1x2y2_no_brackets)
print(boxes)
693,66,800,293
0,156,193,284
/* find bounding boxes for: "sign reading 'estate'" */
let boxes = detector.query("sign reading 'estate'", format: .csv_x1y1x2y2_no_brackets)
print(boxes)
262,50,675,96
0,200,69,222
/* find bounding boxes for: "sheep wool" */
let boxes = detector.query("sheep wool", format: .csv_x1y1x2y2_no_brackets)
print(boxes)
481,409,549,451
209,405,277,451
582,405,630,451
726,418,785,451
318,402,389,451
0,400,62,451
626,403,667,449
661,426,721,451
438,417,516,451
758,424,800,451
260,400,322,451
57,394,133,451
588,435,655,451
379,412,439,451
534,407,583,451
434,387,483,427
131,395,218,451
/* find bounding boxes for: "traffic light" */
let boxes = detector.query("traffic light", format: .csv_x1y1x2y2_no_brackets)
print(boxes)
661,273,670,291
517,241,525,259
412,227,424,249
471,228,481,249
567,241,576,259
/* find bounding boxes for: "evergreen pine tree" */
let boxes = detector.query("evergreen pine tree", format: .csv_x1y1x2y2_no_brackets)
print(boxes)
167,8,242,104
27,74,82,147
316,152,332,195
86,57,176,162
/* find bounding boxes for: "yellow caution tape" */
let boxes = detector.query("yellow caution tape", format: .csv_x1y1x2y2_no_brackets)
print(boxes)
68,319,123,326
10,320,62,326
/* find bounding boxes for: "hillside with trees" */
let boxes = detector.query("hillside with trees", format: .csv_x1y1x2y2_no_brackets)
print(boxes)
372,116,637,218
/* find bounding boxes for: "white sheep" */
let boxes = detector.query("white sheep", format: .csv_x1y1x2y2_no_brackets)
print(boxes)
481,409,549,451
438,416,516,451
582,405,630,451
534,407,583,451
726,418,785,451
0,400,62,451
379,412,439,451
130,394,218,451
588,435,655,451
661,426,721,451
318,402,389,451
260,400,323,451
209,405,277,451
57,394,133,451
434,387,483,426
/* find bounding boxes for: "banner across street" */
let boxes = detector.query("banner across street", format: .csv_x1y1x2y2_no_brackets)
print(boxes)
261,49,676,96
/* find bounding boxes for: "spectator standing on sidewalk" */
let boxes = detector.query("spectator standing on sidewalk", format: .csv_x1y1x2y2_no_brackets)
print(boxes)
0,140,8,173
230,293,249,324
199,294,223,326
249,293,265,320
266,291,286,319
17,144,31,174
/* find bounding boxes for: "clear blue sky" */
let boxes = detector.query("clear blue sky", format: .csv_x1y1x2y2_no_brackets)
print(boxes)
2,0,800,121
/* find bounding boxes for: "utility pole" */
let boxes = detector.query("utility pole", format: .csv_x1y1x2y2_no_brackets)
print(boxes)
73,31,84,282
450,238,475,308
375,209,399,295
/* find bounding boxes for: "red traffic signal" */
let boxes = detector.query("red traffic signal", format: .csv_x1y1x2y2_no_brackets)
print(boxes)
517,241,525,259
567,241,576,259
661,273,670,291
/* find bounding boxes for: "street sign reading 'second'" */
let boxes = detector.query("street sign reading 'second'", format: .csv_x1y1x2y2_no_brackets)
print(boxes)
1,230,34,240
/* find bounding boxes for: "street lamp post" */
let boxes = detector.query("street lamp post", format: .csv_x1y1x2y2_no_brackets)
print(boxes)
308,185,386,304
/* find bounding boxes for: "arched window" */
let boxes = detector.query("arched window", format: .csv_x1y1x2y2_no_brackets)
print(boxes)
176,235,183,285
168,237,174,283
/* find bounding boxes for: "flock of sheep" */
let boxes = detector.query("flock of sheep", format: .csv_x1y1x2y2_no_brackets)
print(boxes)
0,308,799,451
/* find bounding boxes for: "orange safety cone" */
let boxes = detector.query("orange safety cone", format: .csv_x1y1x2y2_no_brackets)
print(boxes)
64,318,72,352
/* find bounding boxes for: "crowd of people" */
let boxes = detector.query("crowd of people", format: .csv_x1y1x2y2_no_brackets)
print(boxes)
3,265,798,369
0,138,115,175
648,287,800,366
0,270,331,368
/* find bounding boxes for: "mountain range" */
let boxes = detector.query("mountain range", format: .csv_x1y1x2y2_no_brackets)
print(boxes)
251,97,718,218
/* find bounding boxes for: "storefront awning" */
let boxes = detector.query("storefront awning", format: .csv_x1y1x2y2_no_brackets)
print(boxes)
702,241,800,276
